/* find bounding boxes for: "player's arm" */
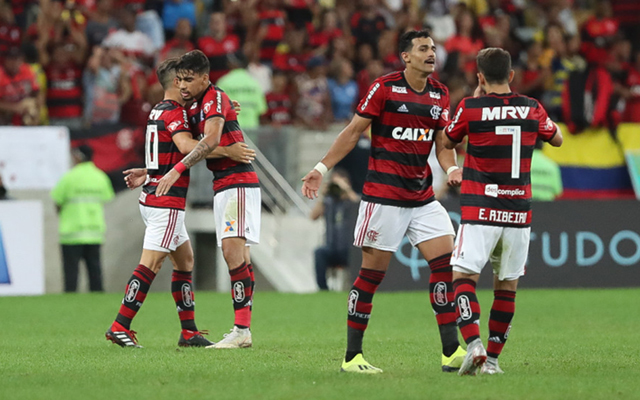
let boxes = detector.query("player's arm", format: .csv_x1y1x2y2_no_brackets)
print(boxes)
301,114,371,199
435,129,462,187
156,117,222,197
547,122,563,147
172,131,255,163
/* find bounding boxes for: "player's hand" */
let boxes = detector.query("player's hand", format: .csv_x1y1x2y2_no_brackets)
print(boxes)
123,168,148,189
447,168,463,187
301,169,324,199
155,169,181,197
232,100,241,114
227,142,255,163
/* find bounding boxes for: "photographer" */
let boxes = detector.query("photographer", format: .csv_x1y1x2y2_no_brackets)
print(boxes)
310,168,359,291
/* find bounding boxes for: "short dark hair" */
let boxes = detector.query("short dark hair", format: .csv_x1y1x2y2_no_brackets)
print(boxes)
476,47,512,84
156,58,180,90
74,145,94,162
398,29,432,56
177,50,210,76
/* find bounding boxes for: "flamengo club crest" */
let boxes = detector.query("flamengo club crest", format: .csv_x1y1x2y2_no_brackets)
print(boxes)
366,230,379,243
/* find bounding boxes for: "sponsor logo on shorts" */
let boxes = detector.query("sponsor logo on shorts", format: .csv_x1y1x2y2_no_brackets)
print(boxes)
125,279,140,302
182,283,193,307
457,295,472,320
434,282,448,306
366,230,379,243
233,282,245,302
225,220,236,232
348,290,359,316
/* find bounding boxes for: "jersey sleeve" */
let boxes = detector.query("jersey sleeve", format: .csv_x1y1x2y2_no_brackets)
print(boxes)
437,88,451,130
535,100,557,141
445,100,468,143
355,79,385,119
166,108,191,136
202,88,226,121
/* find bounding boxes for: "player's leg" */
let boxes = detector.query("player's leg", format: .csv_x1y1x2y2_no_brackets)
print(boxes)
106,206,181,348
342,201,407,373
168,237,214,347
481,276,517,375
481,227,528,374
84,244,104,292
450,224,500,375
61,244,81,292
408,201,463,371
210,188,259,349
341,246,391,374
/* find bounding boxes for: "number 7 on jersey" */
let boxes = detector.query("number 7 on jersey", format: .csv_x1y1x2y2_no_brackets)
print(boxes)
495,126,521,179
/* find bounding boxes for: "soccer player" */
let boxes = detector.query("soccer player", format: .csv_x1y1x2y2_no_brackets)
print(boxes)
105,58,254,348
156,50,261,349
442,48,563,375
301,30,466,374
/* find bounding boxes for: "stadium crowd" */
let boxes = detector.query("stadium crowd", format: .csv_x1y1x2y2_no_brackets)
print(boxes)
1,0,639,134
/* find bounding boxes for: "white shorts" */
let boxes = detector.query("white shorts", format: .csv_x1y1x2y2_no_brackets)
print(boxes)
139,205,189,253
451,224,530,281
353,200,455,252
214,187,261,247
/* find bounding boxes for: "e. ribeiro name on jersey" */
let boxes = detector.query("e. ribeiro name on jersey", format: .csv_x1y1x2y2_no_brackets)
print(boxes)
187,84,259,193
356,71,450,208
445,93,557,227
141,99,192,210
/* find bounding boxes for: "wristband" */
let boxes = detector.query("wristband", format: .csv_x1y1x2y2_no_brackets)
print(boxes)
174,161,187,174
314,162,329,177
446,166,460,176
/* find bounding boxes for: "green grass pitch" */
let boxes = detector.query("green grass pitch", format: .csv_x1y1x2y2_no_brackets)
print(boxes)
1,288,638,400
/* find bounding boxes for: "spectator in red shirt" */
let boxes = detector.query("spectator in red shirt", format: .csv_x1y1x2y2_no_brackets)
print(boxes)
513,40,550,102
160,18,195,59
0,47,41,126
256,0,287,64
445,8,484,84
272,28,311,75
581,0,619,65
43,38,87,130
310,9,344,53
102,6,156,67
197,12,240,83
0,3,22,64
261,70,292,127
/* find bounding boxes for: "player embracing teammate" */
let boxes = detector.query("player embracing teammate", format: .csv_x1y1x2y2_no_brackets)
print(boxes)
156,50,261,348
443,47,563,375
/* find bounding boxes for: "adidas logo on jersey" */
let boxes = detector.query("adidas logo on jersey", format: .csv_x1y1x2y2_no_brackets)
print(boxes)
397,104,409,112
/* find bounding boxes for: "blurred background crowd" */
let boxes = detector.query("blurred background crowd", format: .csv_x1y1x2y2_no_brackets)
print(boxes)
1,0,639,198
2,0,639,132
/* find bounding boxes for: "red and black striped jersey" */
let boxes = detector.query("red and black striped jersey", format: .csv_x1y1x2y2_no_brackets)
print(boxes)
445,93,557,227
46,64,83,119
356,71,450,208
141,99,192,210
187,84,259,193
